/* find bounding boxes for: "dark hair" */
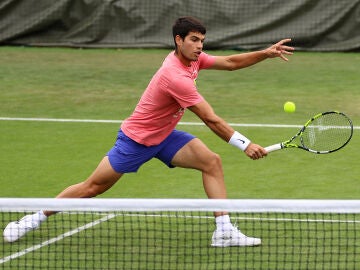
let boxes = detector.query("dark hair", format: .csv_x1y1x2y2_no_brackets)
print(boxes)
172,17,206,48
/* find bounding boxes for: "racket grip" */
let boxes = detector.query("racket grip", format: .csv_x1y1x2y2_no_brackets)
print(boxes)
264,144,282,153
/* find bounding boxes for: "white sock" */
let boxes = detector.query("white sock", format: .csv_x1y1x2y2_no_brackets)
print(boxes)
215,215,233,231
29,210,47,224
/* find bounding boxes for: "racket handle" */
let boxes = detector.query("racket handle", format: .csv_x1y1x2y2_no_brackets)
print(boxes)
264,143,282,153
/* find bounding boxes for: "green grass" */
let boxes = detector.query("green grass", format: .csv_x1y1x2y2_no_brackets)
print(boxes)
0,46,359,199
0,47,360,269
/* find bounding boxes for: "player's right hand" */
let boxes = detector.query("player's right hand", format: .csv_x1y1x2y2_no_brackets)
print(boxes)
244,143,267,160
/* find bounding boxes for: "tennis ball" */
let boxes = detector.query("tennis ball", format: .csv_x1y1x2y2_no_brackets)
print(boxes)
284,101,296,113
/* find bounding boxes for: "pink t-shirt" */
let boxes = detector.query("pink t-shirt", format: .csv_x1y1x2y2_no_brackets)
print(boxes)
121,51,215,146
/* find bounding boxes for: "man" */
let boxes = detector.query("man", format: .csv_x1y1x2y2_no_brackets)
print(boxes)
4,17,293,247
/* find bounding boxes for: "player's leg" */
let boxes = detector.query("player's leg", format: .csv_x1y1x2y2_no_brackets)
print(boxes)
170,138,261,247
3,128,161,243
3,156,122,243
171,138,227,205
45,156,123,215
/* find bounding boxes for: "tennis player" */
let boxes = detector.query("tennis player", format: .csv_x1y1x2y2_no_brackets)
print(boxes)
4,16,294,246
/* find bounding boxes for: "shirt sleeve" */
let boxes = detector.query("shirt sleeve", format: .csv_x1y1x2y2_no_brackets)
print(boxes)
199,52,216,70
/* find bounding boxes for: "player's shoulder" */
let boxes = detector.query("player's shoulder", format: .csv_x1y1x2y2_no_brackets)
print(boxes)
163,51,183,68
161,53,187,75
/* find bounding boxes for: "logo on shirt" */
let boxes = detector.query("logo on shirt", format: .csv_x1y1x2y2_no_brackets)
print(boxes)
173,107,185,118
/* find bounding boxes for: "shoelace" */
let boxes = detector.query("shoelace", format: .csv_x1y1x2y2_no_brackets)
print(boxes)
230,223,246,238
18,216,38,229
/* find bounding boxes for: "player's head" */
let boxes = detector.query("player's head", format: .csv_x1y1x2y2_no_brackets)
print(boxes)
172,17,206,53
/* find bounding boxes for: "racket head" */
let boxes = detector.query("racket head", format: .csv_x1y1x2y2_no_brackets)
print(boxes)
297,111,353,154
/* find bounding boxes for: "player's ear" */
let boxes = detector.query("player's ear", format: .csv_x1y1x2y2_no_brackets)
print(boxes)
175,35,183,48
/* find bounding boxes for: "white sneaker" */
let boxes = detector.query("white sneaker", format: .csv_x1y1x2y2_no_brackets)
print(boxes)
211,226,261,247
3,215,41,242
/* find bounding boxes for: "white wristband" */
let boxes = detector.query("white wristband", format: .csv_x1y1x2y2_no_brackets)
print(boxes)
228,131,251,151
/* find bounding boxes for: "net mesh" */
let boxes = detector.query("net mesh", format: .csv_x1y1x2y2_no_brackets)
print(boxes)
301,112,353,152
1,199,360,270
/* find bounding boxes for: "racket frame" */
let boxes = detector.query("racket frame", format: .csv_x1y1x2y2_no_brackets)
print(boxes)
265,111,353,154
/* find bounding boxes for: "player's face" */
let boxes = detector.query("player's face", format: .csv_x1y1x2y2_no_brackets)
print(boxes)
176,31,205,66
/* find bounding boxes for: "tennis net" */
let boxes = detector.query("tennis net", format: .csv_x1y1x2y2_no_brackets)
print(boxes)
1,198,359,270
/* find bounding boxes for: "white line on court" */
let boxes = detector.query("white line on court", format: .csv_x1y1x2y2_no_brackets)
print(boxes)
1,116,359,129
122,213,360,224
0,213,117,265
0,116,301,127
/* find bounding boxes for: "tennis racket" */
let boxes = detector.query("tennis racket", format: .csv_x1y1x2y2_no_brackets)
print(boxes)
265,111,353,154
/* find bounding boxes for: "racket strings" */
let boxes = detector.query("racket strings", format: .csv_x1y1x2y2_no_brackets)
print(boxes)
301,113,353,152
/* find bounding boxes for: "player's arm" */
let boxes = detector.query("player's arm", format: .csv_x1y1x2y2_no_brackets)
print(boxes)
210,38,294,71
188,100,266,159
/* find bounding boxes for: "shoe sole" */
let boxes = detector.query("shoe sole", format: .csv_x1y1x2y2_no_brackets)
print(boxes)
211,239,262,247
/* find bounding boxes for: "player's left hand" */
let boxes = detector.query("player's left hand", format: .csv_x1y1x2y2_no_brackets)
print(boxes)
244,143,267,160
265,39,294,61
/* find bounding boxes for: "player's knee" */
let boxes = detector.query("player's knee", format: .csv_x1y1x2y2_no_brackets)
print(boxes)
205,152,222,170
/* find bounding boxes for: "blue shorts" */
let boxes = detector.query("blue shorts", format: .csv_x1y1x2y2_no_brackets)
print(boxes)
107,129,196,173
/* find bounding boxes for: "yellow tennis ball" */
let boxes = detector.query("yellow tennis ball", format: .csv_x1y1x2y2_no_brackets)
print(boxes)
284,101,296,113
